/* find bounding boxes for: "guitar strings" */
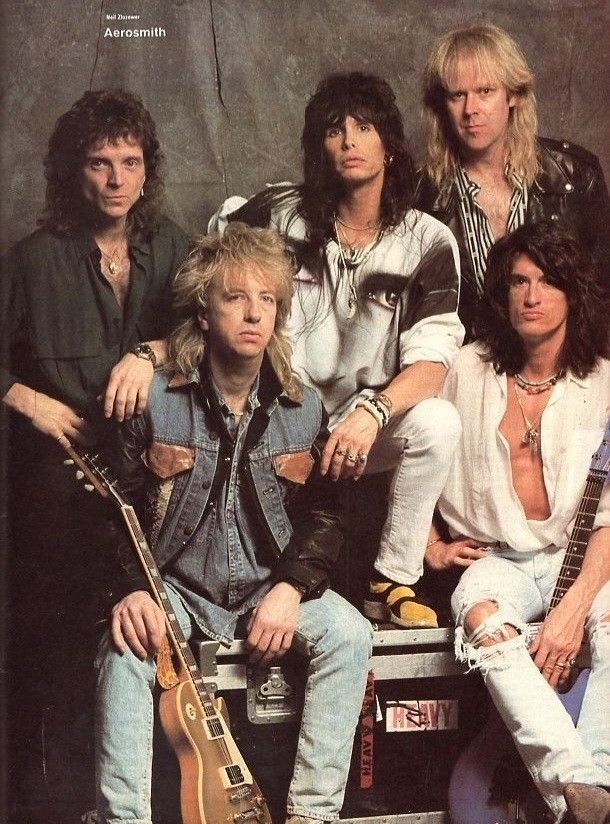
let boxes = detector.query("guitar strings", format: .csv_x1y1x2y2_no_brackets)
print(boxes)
548,473,601,613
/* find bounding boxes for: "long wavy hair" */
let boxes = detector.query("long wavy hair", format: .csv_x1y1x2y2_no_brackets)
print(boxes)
41,89,164,237
423,22,539,188
477,222,609,378
168,222,302,400
299,72,416,248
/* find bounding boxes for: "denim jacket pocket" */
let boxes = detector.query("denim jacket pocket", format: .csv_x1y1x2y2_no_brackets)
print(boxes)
143,441,196,479
273,450,314,484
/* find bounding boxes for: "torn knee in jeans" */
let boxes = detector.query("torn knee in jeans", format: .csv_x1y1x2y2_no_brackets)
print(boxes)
455,601,529,672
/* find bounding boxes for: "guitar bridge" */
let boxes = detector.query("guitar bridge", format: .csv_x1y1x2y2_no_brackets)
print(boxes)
233,805,267,822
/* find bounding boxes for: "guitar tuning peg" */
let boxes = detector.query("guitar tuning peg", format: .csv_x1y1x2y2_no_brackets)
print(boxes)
75,470,85,480
83,484,95,492
63,459,74,466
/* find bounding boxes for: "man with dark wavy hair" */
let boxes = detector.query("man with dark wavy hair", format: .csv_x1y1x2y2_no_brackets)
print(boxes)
211,71,464,630
426,223,610,824
2,89,189,817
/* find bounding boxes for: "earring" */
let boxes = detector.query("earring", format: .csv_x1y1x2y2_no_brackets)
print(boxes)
140,187,145,197
384,154,394,167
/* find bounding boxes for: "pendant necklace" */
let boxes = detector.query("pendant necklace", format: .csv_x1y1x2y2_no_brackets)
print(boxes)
513,382,548,456
334,216,381,318
97,236,127,276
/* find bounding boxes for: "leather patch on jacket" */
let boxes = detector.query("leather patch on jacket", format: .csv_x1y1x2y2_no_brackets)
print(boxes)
273,450,314,484
143,441,195,479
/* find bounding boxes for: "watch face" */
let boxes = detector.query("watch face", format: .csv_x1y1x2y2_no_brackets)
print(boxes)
133,343,155,365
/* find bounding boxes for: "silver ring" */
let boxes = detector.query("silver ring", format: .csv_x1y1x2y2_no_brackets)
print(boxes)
335,447,346,456
568,658,576,667
357,452,368,464
346,453,357,462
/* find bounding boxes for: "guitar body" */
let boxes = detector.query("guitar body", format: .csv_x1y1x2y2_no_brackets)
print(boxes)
159,677,271,824
61,445,273,824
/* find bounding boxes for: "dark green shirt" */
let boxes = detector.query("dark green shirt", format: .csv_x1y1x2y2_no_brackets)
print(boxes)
1,217,190,424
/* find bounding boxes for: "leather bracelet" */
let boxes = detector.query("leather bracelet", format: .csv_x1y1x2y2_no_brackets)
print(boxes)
372,392,392,416
355,399,385,429
367,396,390,427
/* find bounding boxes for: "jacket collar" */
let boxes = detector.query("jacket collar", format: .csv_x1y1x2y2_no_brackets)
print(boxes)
418,137,572,210
167,352,300,410
71,228,151,261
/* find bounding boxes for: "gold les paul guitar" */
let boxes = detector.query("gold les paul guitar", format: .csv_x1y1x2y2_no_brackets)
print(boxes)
64,443,272,824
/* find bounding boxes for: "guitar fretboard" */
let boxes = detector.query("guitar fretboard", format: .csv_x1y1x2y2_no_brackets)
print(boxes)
548,469,606,613
122,506,218,720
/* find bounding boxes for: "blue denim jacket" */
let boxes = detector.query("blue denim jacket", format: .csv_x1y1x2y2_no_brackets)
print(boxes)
114,356,344,606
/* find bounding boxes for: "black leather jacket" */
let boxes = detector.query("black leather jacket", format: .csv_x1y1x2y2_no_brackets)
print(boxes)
415,137,609,339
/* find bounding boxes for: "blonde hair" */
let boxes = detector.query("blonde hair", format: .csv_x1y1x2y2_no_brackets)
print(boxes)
168,222,302,401
422,22,539,188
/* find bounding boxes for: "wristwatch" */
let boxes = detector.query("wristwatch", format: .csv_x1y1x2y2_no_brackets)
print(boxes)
130,342,157,368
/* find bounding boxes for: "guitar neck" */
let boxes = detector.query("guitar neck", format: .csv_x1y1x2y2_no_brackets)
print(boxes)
547,469,606,612
119,504,218,719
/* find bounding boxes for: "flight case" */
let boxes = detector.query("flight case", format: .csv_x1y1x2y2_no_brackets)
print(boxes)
192,626,490,824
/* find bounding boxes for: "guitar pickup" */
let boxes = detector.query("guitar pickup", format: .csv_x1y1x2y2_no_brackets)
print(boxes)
246,664,297,724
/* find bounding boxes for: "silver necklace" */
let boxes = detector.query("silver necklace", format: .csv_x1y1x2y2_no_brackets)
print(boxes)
335,215,382,233
333,217,381,318
513,383,547,455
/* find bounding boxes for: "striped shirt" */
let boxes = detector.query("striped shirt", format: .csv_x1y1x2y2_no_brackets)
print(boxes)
454,166,528,296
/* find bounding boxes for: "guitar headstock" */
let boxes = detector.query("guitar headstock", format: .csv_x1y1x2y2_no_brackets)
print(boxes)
62,443,127,509
590,418,610,478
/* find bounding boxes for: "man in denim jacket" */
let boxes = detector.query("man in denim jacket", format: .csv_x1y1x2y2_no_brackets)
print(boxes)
94,222,373,824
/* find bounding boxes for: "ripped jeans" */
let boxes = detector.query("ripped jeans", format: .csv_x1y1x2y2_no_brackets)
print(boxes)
451,546,610,823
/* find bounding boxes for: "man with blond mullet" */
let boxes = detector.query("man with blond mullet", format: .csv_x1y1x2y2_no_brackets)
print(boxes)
416,21,609,340
95,222,372,824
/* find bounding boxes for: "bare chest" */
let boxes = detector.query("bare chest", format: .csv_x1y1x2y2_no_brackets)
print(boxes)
101,257,131,308
474,182,512,240
499,381,552,520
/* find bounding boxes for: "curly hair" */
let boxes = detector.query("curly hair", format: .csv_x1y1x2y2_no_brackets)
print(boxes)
41,89,164,237
299,72,416,247
168,222,302,400
423,22,538,189
477,222,609,378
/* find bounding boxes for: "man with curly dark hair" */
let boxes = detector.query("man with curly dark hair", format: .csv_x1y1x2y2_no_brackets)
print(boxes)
1,89,189,817
426,222,610,824
211,72,464,629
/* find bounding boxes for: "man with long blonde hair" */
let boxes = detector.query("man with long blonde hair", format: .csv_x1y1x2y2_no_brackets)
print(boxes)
94,222,372,824
417,21,608,340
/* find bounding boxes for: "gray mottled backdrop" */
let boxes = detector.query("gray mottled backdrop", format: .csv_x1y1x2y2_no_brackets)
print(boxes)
1,0,608,246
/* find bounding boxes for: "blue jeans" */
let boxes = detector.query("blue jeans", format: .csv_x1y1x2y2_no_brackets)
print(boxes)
452,547,610,823
94,584,372,823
